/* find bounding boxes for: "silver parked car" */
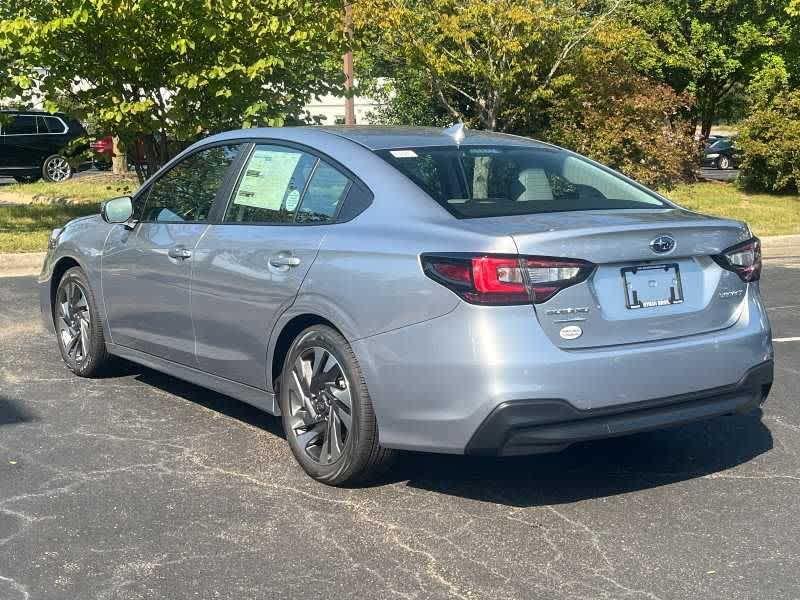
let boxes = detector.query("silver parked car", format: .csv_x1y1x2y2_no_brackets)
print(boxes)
40,125,773,485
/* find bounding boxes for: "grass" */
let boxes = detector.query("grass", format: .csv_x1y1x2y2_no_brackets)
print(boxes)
663,181,800,237
0,172,139,204
0,203,103,253
0,173,140,253
1,176,798,254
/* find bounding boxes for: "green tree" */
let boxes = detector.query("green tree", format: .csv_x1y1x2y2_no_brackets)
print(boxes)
738,89,800,193
628,0,788,139
3,0,345,179
353,0,628,132
545,23,698,189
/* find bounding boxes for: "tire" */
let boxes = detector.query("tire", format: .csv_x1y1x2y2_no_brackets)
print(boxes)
54,267,112,377
279,325,396,485
42,154,73,182
717,155,731,170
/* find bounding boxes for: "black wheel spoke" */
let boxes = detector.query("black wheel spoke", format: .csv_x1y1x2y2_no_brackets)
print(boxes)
286,346,351,466
295,422,324,451
57,279,91,366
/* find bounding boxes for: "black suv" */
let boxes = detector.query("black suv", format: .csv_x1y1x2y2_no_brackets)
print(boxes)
0,110,88,182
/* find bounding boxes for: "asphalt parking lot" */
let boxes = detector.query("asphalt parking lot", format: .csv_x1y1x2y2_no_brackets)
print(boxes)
1,260,798,600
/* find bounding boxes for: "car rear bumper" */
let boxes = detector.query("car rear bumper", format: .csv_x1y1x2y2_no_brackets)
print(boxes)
465,360,773,456
353,285,772,454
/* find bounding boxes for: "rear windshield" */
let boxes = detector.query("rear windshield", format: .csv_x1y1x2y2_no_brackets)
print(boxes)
375,145,667,218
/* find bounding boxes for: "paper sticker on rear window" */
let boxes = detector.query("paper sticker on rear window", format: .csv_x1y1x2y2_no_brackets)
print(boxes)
390,149,418,158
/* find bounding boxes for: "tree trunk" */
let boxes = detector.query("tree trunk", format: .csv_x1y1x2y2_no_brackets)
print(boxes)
473,156,490,198
700,91,718,141
111,136,128,174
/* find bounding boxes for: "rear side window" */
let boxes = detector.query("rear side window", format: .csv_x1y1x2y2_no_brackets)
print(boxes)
296,162,350,223
225,145,316,224
4,115,36,135
225,144,351,225
375,146,666,218
37,116,66,134
141,144,241,223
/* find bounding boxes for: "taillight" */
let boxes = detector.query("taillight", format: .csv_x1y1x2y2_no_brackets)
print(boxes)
712,237,761,282
421,254,595,305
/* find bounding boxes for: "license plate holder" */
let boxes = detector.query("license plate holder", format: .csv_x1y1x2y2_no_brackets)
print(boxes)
622,263,684,309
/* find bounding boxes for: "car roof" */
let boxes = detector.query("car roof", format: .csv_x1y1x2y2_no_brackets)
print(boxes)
201,125,554,152
0,109,71,118
314,126,552,150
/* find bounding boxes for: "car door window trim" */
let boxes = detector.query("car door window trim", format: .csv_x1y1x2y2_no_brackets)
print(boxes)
1,114,68,136
130,136,373,227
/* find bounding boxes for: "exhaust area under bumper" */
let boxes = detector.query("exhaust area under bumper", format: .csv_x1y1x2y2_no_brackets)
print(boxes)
466,360,774,456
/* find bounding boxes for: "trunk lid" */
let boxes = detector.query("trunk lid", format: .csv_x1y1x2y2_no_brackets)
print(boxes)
464,208,752,349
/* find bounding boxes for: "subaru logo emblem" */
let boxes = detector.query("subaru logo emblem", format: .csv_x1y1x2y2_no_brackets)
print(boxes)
650,235,675,254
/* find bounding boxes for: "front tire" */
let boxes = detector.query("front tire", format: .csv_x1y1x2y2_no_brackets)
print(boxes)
717,155,732,170
54,267,111,377
279,325,396,485
42,155,73,182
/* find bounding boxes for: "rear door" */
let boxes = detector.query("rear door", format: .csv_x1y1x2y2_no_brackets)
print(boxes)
1,114,40,168
102,143,242,364
191,143,354,388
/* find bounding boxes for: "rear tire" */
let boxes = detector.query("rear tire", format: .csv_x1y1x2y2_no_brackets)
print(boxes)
54,267,112,377
42,155,72,182
279,325,396,485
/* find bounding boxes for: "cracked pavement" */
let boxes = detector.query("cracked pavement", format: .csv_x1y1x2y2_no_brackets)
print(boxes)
1,262,798,600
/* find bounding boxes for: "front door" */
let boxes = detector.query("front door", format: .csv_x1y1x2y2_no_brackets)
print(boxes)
102,143,242,365
191,144,353,388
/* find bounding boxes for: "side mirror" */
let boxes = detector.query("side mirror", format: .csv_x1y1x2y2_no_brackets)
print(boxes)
101,196,134,224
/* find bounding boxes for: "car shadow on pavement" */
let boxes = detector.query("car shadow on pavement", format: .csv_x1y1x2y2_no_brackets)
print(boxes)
106,360,773,506
393,413,773,506
0,397,36,427
122,363,285,439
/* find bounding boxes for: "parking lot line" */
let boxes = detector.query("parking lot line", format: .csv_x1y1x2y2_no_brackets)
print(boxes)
773,337,800,342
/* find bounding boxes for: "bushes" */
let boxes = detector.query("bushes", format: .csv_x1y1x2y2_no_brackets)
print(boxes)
545,79,698,189
738,90,800,193
542,28,698,190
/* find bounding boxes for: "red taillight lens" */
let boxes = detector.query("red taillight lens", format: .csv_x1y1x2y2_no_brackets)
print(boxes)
712,237,761,282
422,254,594,305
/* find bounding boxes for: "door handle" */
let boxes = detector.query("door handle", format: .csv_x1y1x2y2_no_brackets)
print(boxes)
168,246,192,260
269,253,301,268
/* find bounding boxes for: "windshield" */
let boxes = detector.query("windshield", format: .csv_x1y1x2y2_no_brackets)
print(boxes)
708,139,731,151
375,145,667,218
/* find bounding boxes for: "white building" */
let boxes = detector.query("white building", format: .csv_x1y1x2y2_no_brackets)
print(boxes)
304,88,384,125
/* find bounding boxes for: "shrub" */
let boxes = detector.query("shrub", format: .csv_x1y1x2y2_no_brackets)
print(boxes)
543,27,698,190
738,90,800,193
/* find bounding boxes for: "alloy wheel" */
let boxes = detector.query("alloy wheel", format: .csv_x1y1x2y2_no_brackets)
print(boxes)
46,157,71,182
286,347,353,465
57,280,91,366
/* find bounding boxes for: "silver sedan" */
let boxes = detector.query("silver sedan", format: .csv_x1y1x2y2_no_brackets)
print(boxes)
39,125,773,485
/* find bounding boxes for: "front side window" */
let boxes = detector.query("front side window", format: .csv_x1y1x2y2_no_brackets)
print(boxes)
225,145,350,225
141,144,241,223
4,115,37,135
376,146,667,218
